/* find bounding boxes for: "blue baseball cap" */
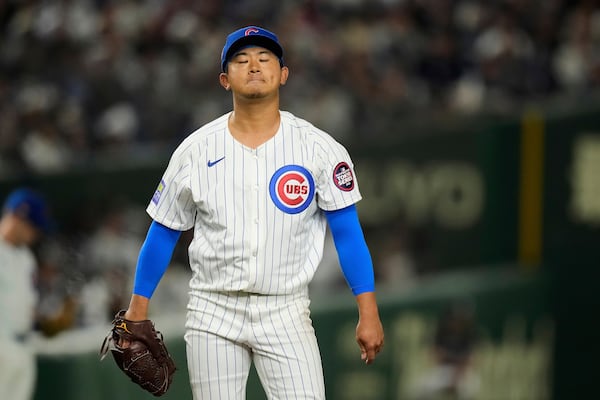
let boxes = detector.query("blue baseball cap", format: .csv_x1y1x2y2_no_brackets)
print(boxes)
221,26,284,72
3,188,53,232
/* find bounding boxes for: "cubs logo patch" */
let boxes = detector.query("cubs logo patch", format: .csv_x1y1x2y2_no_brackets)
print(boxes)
333,162,354,191
152,179,166,205
269,165,315,214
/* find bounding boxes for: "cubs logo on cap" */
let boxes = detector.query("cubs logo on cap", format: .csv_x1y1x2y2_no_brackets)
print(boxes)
245,27,260,35
221,25,284,72
269,165,315,214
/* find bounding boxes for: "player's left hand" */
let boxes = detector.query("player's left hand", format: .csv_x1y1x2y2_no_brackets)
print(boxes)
100,310,176,396
356,314,384,365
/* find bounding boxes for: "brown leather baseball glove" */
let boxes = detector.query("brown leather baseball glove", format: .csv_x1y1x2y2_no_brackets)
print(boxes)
100,310,176,397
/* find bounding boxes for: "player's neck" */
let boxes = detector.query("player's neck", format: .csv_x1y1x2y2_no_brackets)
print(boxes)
228,104,281,149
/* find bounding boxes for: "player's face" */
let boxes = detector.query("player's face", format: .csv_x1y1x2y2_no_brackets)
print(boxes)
220,46,288,99
7,215,40,246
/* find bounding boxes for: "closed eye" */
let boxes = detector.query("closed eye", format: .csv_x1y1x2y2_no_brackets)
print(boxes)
232,49,275,64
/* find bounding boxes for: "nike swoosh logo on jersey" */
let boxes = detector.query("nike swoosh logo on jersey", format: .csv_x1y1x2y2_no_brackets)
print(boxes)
207,157,225,167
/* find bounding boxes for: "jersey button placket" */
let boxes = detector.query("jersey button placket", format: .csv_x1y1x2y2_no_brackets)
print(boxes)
248,150,260,281
253,180,259,227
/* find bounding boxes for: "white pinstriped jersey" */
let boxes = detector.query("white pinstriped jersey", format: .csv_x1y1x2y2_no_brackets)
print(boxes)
147,111,362,295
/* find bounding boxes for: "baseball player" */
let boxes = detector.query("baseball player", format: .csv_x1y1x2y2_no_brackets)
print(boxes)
122,26,384,399
0,188,52,400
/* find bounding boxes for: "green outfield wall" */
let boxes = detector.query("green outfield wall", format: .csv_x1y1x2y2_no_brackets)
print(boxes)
34,267,552,400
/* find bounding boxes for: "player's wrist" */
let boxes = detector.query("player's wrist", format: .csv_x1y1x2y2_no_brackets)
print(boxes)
124,309,147,321
125,294,150,321
355,292,380,317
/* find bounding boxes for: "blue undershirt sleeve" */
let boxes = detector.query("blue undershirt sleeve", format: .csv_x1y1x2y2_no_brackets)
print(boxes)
132,221,182,299
324,204,375,296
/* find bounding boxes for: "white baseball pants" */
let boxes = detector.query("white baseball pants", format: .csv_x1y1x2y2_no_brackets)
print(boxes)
184,291,325,399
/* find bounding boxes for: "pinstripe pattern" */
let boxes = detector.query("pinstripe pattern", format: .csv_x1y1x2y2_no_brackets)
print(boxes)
184,292,324,399
147,110,361,399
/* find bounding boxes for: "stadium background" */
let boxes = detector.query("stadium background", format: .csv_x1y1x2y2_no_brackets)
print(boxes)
1,1,599,399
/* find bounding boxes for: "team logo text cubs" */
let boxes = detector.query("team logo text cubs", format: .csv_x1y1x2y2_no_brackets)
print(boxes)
333,162,354,191
269,165,315,214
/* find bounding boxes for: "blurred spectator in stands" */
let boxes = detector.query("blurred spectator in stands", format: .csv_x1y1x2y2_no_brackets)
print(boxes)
418,29,465,108
13,80,73,173
375,222,418,292
93,101,140,151
0,78,22,176
0,187,53,400
523,5,560,97
413,302,480,400
20,118,73,174
472,3,535,110
0,0,597,163
553,0,600,92
34,238,81,337
78,200,145,325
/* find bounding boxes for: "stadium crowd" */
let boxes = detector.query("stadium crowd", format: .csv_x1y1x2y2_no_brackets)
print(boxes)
1,0,600,175
1,0,599,335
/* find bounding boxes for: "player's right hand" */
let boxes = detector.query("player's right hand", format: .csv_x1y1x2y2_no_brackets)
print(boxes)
356,314,384,364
